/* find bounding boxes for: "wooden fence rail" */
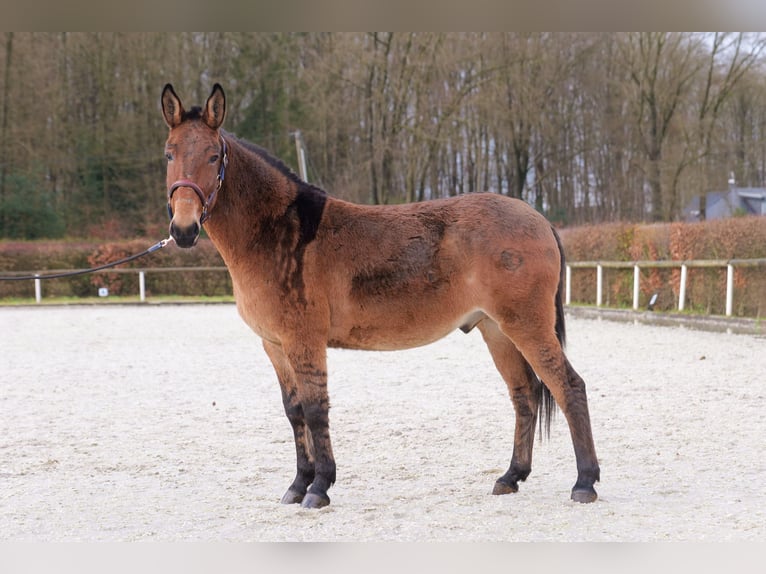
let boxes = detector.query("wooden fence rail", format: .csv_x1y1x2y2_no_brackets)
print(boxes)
566,258,766,316
3,267,230,303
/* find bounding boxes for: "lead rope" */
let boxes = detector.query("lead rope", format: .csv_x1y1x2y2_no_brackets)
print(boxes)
0,237,175,282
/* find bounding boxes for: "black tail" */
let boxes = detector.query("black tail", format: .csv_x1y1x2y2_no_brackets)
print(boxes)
552,225,567,349
536,226,567,440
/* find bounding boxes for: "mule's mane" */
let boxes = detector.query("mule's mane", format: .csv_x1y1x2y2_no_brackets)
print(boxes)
221,129,327,197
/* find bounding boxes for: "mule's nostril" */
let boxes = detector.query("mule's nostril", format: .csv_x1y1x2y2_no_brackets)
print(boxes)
169,220,200,249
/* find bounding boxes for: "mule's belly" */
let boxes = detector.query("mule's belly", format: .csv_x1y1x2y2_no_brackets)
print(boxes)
327,307,484,351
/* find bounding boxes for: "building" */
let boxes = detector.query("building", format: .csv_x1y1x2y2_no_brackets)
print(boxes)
684,185,766,222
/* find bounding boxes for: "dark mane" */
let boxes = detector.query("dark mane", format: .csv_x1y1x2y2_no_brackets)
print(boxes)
222,129,327,197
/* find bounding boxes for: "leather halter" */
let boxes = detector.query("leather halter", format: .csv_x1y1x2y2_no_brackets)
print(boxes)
166,136,228,225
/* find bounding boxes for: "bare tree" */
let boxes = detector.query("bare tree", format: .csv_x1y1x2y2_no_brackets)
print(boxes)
694,33,766,218
3,32,766,239
1,32,14,230
619,33,707,221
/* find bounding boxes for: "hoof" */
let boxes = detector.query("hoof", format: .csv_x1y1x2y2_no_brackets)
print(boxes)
571,488,598,503
280,488,305,505
492,480,519,495
300,492,330,509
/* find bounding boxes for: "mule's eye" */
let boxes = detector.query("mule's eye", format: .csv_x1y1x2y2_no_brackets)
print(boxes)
209,154,219,164
165,152,174,162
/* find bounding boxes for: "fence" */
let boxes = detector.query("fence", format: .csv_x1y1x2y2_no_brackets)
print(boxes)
7,266,230,303
566,258,766,316
6,259,766,317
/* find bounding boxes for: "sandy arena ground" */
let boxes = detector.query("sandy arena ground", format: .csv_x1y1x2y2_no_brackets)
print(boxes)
1,303,764,541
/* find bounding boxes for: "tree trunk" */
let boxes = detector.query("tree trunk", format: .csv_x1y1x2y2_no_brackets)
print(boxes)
1,32,13,230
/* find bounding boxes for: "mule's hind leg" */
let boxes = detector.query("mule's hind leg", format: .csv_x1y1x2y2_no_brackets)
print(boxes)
263,340,316,505
502,323,600,503
478,319,541,496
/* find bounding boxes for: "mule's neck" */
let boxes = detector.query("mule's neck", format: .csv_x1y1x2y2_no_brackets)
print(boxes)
202,133,327,267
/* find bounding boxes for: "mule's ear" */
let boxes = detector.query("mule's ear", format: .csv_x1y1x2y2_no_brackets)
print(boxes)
203,83,226,130
161,84,185,129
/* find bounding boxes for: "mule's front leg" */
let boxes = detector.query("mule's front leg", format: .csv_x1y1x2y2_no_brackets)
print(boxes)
279,390,316,504
299,394,335,509
285,342,335,509
263,341,315,504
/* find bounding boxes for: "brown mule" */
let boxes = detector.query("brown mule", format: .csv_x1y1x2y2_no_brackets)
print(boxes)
161,83,600,508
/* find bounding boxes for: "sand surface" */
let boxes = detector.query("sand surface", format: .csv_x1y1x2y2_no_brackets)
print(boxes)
1,304,764,541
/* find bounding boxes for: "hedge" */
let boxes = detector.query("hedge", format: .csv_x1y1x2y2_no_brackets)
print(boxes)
0,238,230,299
3,216,765,317
558,217,766,317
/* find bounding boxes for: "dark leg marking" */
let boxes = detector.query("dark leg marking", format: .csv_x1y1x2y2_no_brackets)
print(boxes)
279,390,316,505
300,398,336,509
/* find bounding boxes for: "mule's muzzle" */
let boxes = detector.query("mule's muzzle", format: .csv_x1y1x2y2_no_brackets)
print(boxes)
169,220,200,248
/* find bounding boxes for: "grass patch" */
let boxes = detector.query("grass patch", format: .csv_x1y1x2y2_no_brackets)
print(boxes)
0,294,235,306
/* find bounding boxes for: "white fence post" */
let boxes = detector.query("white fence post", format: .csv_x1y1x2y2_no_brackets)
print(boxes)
139,271,146,302
35,275,42,304
511,258,763,317
726,264,734,316
596,264,603,307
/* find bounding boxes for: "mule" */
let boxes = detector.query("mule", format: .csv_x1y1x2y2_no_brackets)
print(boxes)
161,83,600,508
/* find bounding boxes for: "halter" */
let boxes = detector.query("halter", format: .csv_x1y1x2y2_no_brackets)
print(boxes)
166,136,228,225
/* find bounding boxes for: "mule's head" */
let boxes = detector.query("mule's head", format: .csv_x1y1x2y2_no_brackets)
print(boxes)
161,83,227,248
